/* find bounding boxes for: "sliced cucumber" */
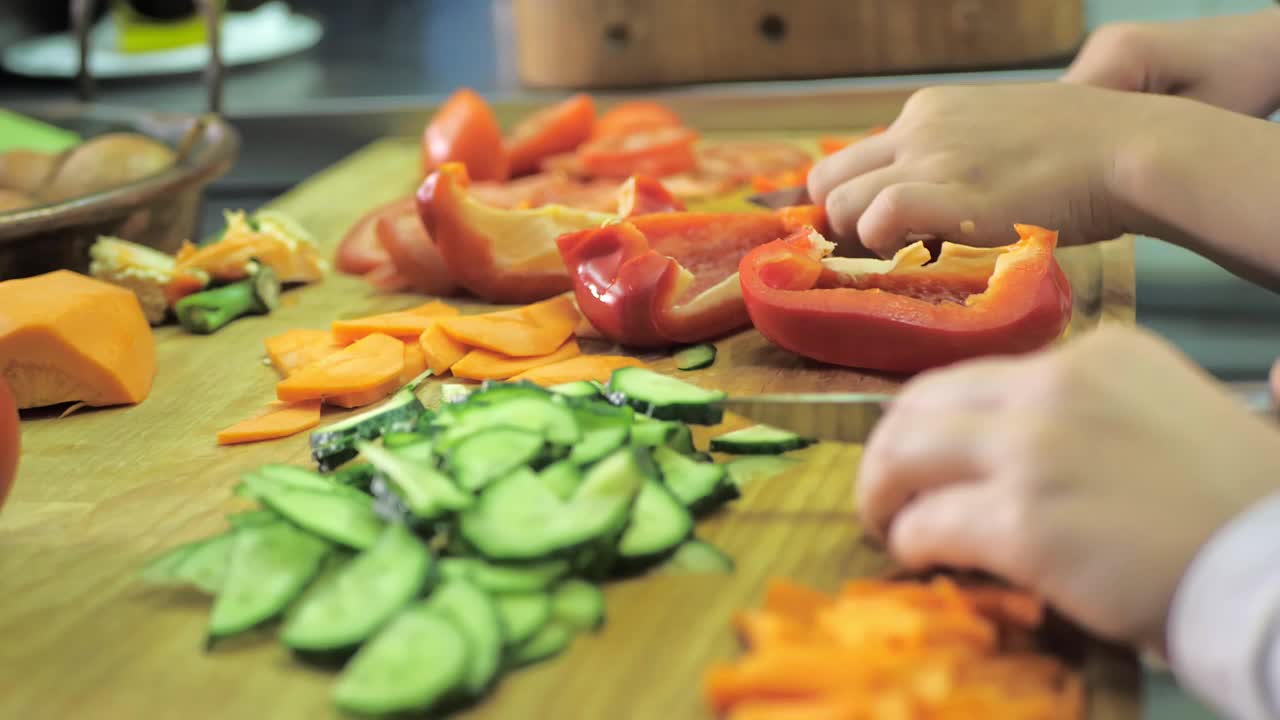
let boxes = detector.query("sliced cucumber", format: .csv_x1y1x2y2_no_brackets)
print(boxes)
310,376,427,471
709,424,815,455
654,538,735,574
617,480,693,562
494,592,552,648
470,380,553,405
548,380,603,400
332,604,469,716
358,440,472,520
508,620,574,669
393,438,437,466
725,456,801,488
426,578,504,694
459,447,648,561
439,557,570,594
553,579,605,632
253,485,385,551
140,532,240,594
434,396,580,452
138,542,198,584
281,522,433,652
241,463,365,500
226,509,278,529
630,419,695,455
568,404,633,466
537,460,582,501
448,427,546,492
208,522,330,641
606,367,726,425
382,431,431,450
652,445,736,515
328,462,375,491
673,343,716,371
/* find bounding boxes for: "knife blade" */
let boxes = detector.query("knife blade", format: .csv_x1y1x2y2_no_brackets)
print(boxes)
744,186,812,210
715,381,1276,445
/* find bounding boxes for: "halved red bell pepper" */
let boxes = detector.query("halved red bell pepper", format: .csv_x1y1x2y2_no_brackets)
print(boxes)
556,205,826,348
738,224,1073,373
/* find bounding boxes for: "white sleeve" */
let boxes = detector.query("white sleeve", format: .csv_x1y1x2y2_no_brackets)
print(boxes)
1167,490,1280,720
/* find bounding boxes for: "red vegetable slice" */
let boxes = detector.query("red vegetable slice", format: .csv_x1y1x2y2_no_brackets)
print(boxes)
592,100,684,138
422,88,509,181
506,93,596,177
576,126,700,179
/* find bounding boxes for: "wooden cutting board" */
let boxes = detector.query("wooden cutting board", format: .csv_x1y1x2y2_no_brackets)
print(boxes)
511,0,1085,88
0,135,1138,719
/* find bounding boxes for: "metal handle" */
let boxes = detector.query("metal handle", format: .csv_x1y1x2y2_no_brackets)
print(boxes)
71,0,224,114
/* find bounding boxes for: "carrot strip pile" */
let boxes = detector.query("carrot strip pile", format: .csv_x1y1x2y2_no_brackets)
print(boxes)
704,577,1083,720
219,296,647,445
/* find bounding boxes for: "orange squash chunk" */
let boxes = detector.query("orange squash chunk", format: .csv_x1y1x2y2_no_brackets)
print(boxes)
0,270,155,409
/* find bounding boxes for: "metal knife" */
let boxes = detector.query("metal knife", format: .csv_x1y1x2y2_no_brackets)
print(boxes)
716,381,1276,445
745,186,812,210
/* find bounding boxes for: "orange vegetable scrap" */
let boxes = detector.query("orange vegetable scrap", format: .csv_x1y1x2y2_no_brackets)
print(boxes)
450,338,581,382
704,577,1083,720
509,354,647,386
330,301,459,344
276,333,405,403
217,399,322,445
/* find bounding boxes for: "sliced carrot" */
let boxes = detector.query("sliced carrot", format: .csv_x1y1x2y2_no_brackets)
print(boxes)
331,301,459,344
264,328,343,376
328,377,403,409
419,322,469,375
216,399,322,445
725,698,866,720
762,578,833,622
437,294,578,357
450,338,580,381
276,333,405,402
733,610,826,651
508,354,646,386
400,340,428,385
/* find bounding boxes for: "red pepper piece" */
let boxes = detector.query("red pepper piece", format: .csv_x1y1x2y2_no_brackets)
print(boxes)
617,175,686,216
422,88,509,182
506,93,596,177
738,224,1073,374
556,209,821,348
576,126,700,179
592,100,684,139
416,162,615,304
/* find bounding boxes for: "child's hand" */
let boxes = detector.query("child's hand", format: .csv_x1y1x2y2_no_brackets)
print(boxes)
806,82,1152,257
1063,11,1280,118
855,325,1280,652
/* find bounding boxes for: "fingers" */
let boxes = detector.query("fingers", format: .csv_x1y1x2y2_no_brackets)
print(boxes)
886,480,1027,584
807,130,895,204
821,165,902,243
857,182,999,258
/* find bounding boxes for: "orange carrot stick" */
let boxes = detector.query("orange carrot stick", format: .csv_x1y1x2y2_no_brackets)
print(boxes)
216,399,322,445
331,301,459,344
276,333,405,402
437,294,578,357
450,338,581,381
508,354,646,385
419,322,469,375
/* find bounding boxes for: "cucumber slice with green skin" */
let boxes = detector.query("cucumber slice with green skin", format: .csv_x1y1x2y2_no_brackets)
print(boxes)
448,427,547,492
382,431,432,450
208,522,330,641
508,620,574,669
606,367,726,425
537,461,582,501
332,604,469,716
548,380,603,400
439,557,571,593
568,404,634,466
617,480,694,562
709,424,816,455
241,464,369,502
458,446,649,561
175,532,243,593
494,592,552,648
254,485,385,551
357,441,472,520
655,538,735,574
328,462,375,491
226,509,279,529
673,343,716,371
309,377,428,471
138,542,198,585
553,579,605,632
281,522,433,652
434,397,581,453
427,579,504,694
393,438,437,467
651,445,736,515
630,420,695,455
472,380,553,404
725,456,801,488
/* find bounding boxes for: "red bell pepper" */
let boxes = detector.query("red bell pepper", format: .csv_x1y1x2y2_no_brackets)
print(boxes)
422,88,509,182
506,93,596,177
737,224,1073,374
556,205,826,348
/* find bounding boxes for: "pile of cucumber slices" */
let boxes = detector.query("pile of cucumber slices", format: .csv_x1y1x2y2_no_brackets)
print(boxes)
139,368,810,717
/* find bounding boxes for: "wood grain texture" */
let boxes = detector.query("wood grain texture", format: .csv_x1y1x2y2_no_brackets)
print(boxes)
512,0,1085,88
0,133,1139,719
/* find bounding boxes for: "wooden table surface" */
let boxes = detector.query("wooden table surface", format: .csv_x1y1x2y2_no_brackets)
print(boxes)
0,136,1140,720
